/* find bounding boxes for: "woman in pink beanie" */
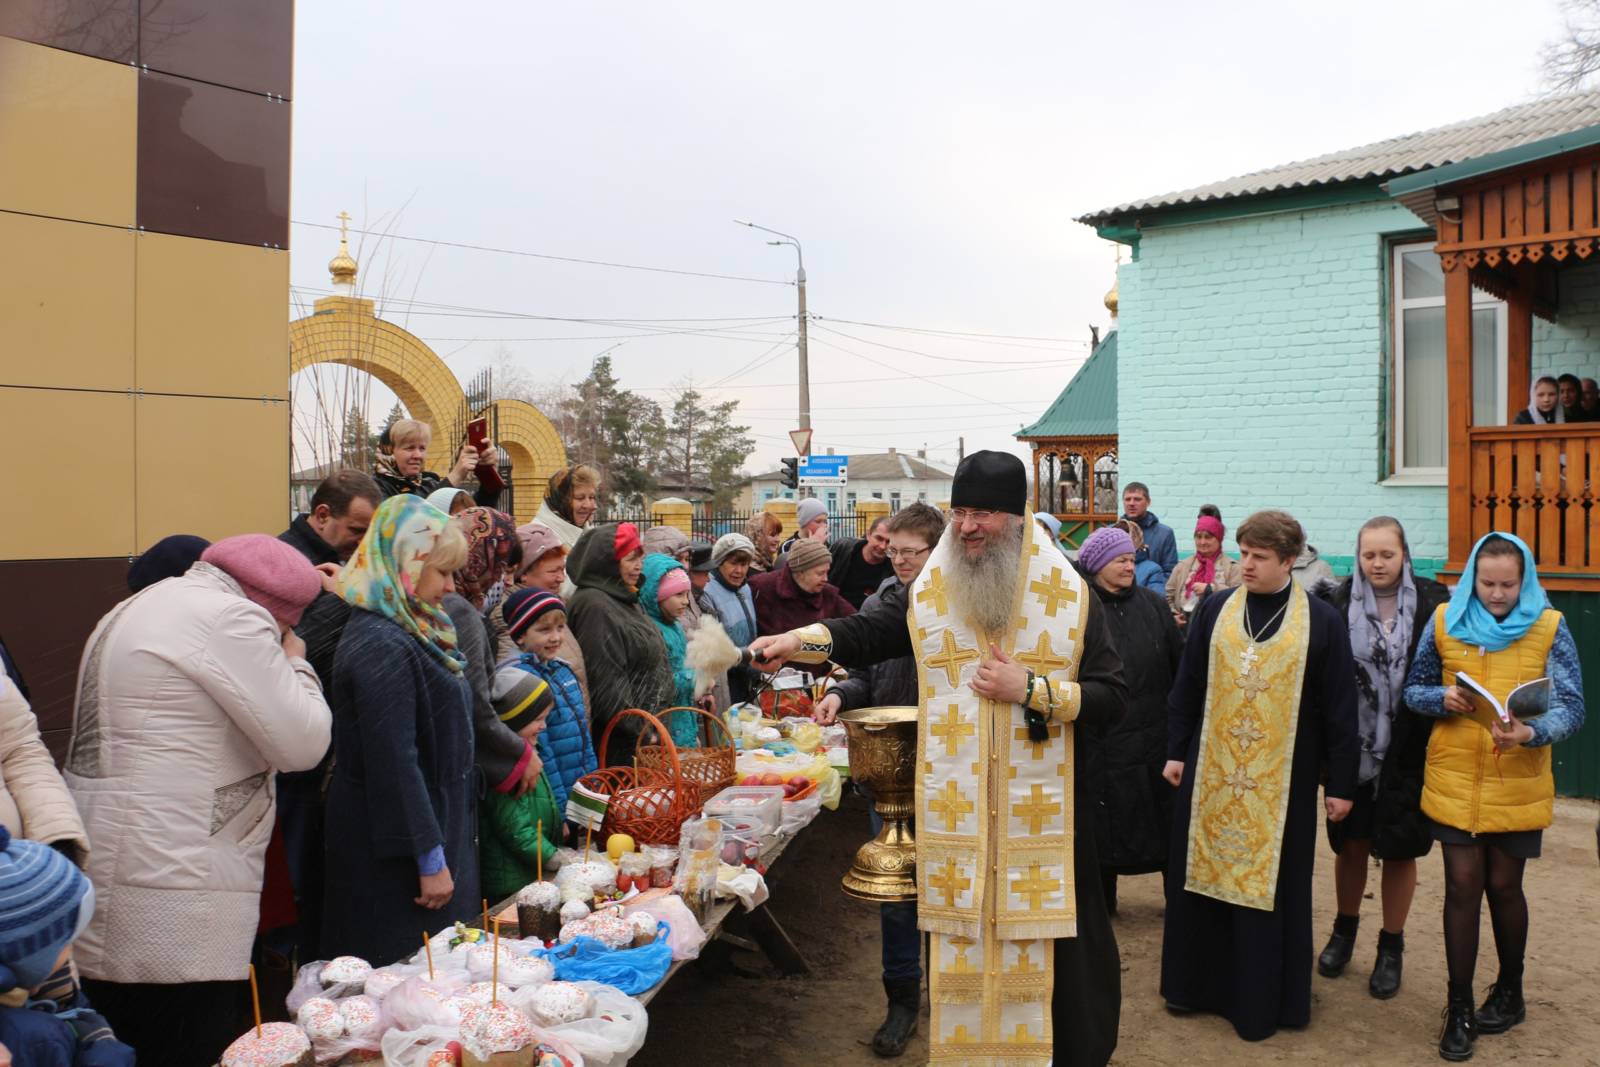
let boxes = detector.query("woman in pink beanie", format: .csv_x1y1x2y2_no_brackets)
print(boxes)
65,533,332,1066
200,534,325,628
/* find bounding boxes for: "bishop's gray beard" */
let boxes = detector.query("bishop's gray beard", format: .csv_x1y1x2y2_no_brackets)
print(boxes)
943,518,1025,634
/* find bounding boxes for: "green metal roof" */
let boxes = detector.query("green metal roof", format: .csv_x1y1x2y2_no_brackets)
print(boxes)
1015,331,1117,439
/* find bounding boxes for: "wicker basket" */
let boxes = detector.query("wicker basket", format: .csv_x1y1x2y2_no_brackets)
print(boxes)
637,706,738,799
579,708,704,846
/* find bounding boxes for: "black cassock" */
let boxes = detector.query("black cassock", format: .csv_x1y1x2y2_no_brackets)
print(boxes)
1160,583,1360,1041
823,580,1128,1067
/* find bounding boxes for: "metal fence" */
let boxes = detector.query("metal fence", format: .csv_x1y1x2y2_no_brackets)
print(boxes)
596,510,883,544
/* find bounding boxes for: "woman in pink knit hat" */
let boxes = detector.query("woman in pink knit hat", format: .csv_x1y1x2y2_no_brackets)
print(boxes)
65,534,333,1067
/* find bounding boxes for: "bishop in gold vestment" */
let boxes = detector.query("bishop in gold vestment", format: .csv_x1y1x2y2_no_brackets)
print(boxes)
752,451,1128,1067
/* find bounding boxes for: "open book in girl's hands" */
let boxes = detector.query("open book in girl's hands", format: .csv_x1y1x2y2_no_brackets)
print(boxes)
1454,672,1550,731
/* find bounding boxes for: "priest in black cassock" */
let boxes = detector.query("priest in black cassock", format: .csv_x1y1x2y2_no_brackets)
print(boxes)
1160,509,1360,1041
751,451,1127,1067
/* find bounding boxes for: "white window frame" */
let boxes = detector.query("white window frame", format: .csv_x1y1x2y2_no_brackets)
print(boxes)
1390,241,1506,482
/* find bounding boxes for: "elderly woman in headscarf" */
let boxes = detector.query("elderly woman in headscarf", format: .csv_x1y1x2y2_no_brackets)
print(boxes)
1165,512,1242,624
442,508,535,801
320,496,478,964
1312,517,1449,1000
566,522,674,767
535,465,602,553
1074,524,1184,914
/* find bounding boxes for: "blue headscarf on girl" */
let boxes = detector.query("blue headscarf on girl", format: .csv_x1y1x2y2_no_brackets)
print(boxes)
1443,532,1548,652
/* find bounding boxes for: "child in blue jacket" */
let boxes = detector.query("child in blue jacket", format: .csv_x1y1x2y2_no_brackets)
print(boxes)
502,588,597,815
0,827,134,1066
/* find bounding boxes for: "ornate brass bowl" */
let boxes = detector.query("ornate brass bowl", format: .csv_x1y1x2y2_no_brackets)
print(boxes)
839,706,918,902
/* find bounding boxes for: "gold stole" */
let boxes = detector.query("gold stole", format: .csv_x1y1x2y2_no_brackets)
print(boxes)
1184,587,1311,911
910,518,1086,1064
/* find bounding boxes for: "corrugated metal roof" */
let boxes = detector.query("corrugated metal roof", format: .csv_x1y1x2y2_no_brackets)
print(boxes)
1080,90,1600,224
1015,331,1116,439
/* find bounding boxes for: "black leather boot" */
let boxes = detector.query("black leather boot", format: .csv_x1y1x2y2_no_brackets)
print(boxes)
1369,929,1404,999
1438,985,1477,1062
872,977,920,1057
1474,979,1526,1035
1318,914,1359,978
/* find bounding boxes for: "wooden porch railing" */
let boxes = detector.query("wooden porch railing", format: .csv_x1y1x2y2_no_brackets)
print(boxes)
1463,424,1600,589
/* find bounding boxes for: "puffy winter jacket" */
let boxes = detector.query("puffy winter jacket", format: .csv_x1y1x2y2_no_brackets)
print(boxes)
0,677,87,866
64,563,331,983
638,554,698,747
1129,510,1178,581
515,654,596,813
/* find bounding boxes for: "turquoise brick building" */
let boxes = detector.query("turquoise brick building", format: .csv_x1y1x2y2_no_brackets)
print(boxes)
1075,91,1600,576
1046,90,1600,796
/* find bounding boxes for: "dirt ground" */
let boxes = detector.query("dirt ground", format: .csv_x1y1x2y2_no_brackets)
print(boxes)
639,792,1600,1067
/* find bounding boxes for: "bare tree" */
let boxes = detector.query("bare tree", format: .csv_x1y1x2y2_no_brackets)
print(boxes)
1542,0,1600,91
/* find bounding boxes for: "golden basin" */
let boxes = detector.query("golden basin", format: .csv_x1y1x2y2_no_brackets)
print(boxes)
839,706,918,902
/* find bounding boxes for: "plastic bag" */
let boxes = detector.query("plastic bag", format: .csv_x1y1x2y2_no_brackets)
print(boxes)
622,894,705,961
779,789,824,834
311,993,391,1063
537,981,647,1067
381,1019,587,1067
536,931,672,996
286,959,368,1014
385,975,469,1032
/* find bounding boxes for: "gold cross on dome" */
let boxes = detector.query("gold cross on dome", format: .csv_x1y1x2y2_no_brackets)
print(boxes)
1012,784,1061,835
928,780,975,832
1014,720,1062,760
1011,861,1061,910
929,858,971,906
916,567,949,616
930,703,976,757
1014,631,1070,674
925,629,980,687
1029,567,1079,617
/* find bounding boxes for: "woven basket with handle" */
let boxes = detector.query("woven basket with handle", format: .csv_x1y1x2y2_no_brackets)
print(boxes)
576,707,703,846
637,706,737,799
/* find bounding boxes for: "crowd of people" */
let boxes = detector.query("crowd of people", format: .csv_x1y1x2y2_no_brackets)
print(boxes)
0,421,1588,1066
1514,373,1600,424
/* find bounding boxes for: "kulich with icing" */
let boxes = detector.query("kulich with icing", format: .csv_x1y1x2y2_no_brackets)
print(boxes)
294,996,343,1042
339,994,384,1040
499,953,555,988
364,968,407,999
320,955,373,985
529,981,592,1025
219,1021,314,1067
460,1000,537,1064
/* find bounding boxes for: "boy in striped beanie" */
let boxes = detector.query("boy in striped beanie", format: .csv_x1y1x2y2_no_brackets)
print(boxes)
479,666,564,901
0,826,135,1065
501,589,597,819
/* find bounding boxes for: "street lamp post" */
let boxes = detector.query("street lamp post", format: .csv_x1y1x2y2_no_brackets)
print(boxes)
735,220,809,432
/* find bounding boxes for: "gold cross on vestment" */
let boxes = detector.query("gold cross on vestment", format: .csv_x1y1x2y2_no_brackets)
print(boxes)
925,629,980,688
930,704,976,757
916,567,950,616
929,858,971,906
1012,784,1062,835
1010,942,1041,974
1239,644,1260,673
1235,667,1271,703
1007,1022,1036,1044
1011,861,1061,909
928,780,975,832
949,1025,978,1045
1014,720,1062,760
948,935,977,974
1223,765,1259,796
1014,630,1070,674
1029,567,1079,617
1229,716,1266,751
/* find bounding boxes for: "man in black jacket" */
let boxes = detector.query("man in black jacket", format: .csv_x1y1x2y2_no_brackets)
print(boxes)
827,517,894,610
276,468,382,960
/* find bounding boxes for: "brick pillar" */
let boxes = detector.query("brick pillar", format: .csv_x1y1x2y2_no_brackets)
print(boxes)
650,499,694,536
854,498,890,533
763,499,799,540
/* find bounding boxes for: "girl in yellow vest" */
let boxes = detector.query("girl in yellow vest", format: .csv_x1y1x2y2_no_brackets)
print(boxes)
1403,532,1585,1062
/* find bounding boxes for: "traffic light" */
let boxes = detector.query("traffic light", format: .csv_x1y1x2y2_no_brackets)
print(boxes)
780,457,799,490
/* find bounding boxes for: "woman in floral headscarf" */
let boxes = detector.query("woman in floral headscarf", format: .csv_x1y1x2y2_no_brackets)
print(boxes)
320,495,480,964
443,508,538,803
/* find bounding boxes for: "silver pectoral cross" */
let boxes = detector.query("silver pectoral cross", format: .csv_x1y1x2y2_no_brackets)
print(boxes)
1239,644,1260,673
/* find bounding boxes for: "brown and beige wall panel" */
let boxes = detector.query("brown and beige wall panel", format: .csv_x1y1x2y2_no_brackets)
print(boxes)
0,1,294,748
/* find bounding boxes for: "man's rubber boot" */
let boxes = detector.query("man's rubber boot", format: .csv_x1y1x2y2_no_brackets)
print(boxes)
872,977,920,1057
1474,979,1525,1035
1438,984,1477,1062
1318,913,1359,978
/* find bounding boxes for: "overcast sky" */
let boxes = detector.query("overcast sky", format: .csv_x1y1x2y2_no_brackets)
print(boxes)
290,1,1568,476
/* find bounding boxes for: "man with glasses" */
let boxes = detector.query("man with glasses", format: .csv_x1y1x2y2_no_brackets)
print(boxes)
827,516,895,610
812,503,944,1057
752,451,1127,1067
